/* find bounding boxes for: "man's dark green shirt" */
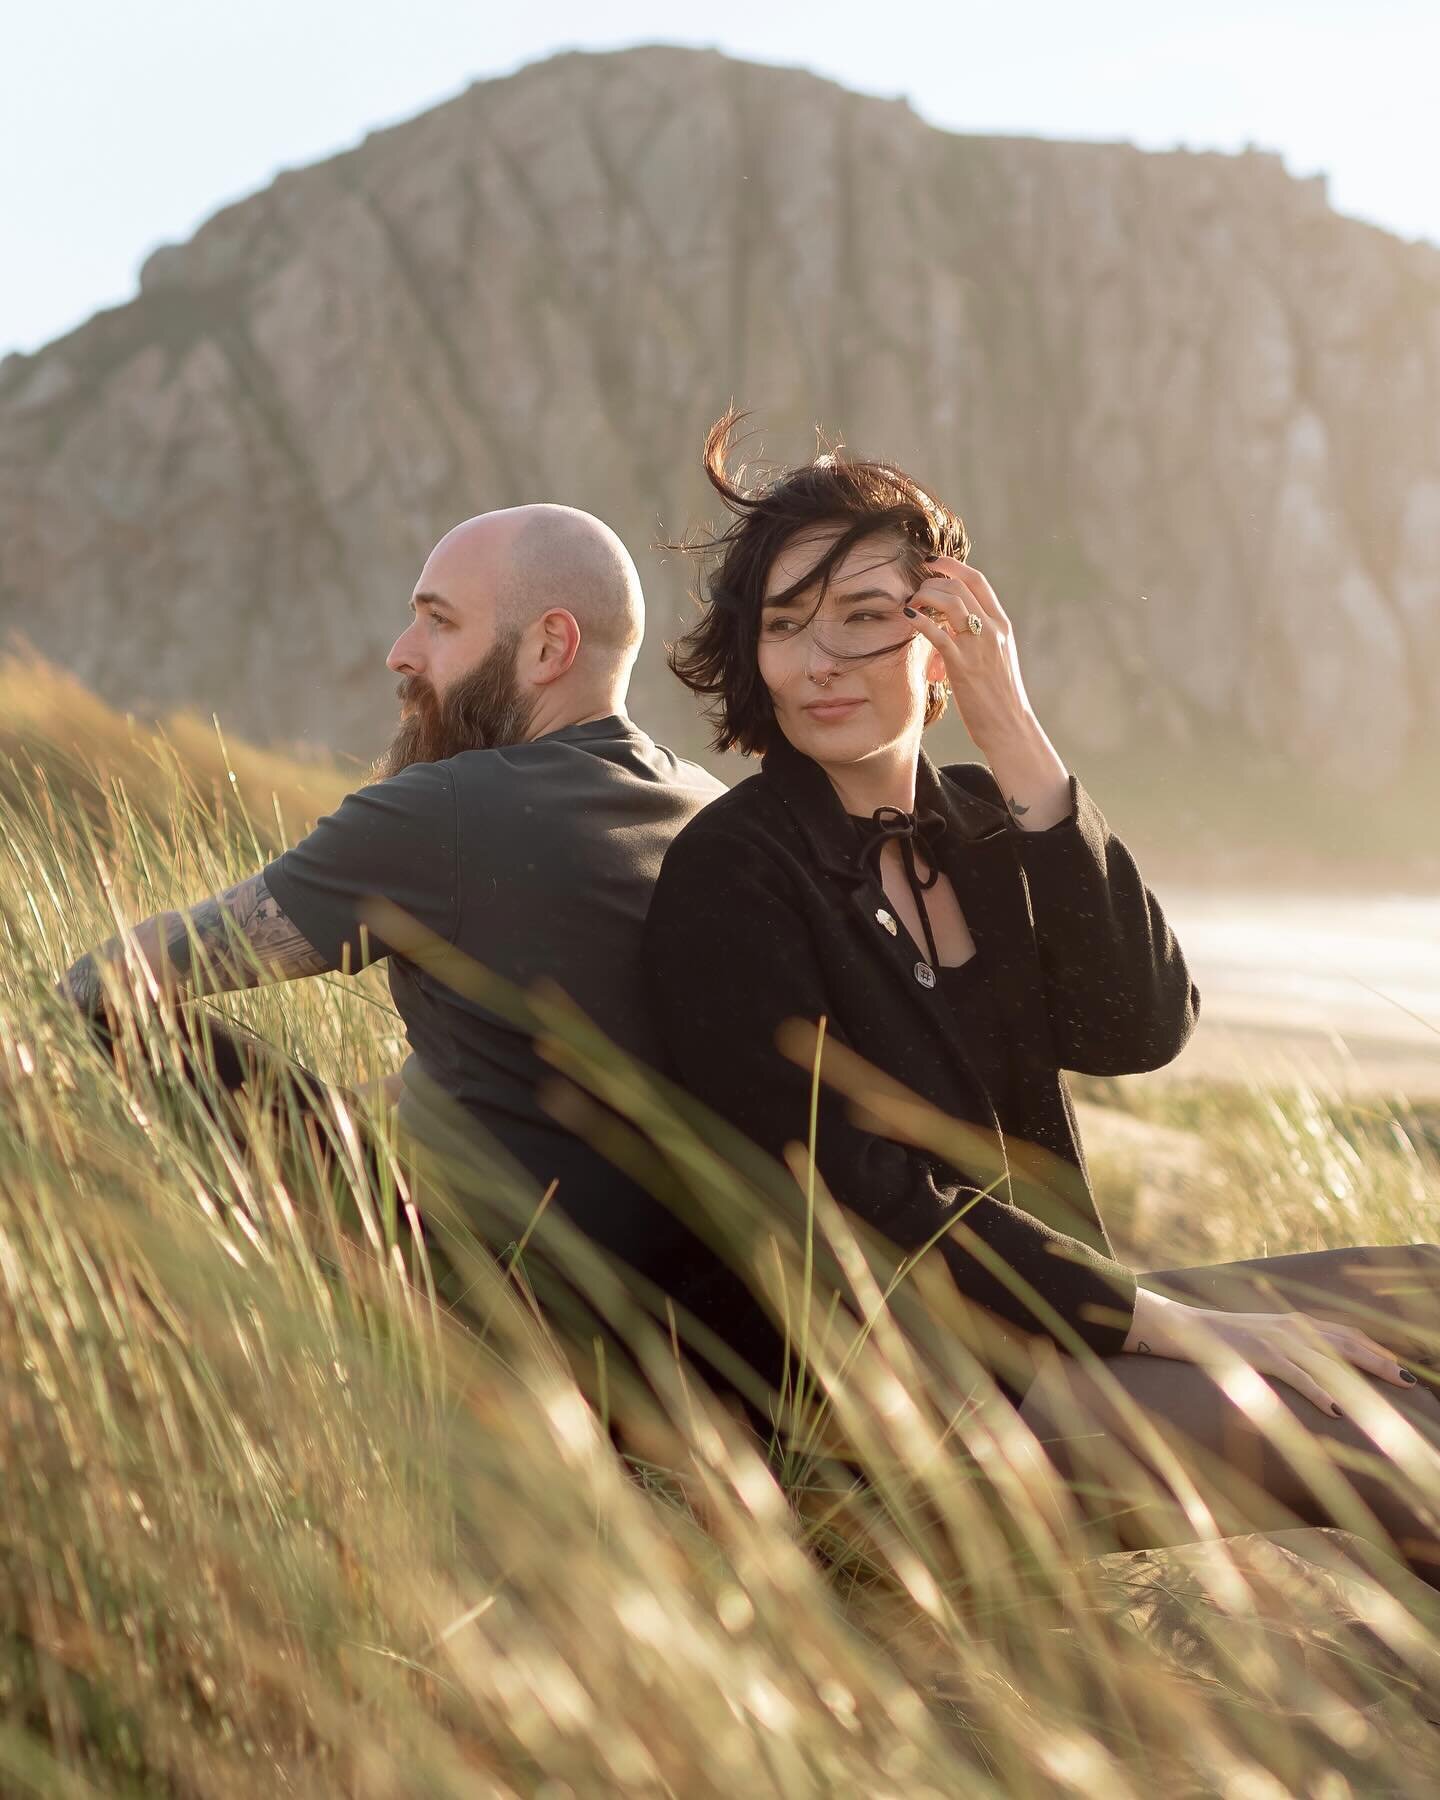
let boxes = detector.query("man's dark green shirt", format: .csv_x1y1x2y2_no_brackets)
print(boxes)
262,713,725,1259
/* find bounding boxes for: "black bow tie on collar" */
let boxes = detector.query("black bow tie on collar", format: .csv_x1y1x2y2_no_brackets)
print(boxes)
853,804,948,886
853,805,950,971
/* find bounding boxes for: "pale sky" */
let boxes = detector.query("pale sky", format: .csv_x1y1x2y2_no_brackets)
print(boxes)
3,0,1436,360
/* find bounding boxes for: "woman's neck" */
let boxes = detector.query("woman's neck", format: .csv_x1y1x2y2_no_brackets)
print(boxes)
818,740,921,819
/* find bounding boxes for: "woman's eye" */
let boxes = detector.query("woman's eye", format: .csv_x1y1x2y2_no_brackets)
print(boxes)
762,618,795,634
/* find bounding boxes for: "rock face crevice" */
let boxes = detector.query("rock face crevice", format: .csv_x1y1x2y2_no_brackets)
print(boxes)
1,44,1436,783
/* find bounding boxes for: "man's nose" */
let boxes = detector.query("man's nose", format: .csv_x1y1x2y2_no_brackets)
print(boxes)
386,629,422,675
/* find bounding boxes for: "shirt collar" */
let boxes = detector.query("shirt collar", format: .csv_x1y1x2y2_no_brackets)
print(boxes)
758,728,1013,884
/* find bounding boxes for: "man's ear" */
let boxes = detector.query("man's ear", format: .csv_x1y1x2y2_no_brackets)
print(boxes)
532,608,582,685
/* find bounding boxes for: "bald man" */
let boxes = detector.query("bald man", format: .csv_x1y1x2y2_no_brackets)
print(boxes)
56,505,726,1315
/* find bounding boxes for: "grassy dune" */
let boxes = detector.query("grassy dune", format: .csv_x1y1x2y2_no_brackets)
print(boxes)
3,654,1440,1795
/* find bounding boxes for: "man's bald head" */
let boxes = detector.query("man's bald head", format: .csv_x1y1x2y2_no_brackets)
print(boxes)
434,504,644,673
381,504,646,770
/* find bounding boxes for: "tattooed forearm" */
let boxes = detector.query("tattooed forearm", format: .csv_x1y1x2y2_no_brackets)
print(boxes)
56,926,163,1020
181,875,332,990
160,898,222,987
1007,795,1030,817
56,874,332,1018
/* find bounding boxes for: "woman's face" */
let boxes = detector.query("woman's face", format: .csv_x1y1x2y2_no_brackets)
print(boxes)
757,526,946,769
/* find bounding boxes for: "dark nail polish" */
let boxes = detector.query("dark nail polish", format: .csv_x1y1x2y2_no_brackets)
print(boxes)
1401,1369,1418,1383
902,605,917,618
1331,1404,1344,1418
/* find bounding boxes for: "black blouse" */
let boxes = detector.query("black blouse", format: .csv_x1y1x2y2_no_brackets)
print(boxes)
935,954,1013,1121
643,735,1200,1425
847,805,1016,1125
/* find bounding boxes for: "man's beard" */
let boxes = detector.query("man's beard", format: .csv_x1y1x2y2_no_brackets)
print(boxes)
371,629,539,780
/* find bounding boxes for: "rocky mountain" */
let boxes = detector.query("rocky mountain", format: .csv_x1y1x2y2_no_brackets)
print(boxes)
2,44,1437,816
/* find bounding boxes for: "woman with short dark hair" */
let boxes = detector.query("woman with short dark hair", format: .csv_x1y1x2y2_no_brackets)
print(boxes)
643,408,1440,1582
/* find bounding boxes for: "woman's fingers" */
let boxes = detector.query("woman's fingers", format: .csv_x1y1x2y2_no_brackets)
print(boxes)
902,603,966,674
1288,1310,1416,1388
1272,1357,1346,1419
907,582,986,641
1276,1320,1419,1412
1317,1323,1419,1389
1345,1345,1421,1388
924,557,1009,625
902,604,946,640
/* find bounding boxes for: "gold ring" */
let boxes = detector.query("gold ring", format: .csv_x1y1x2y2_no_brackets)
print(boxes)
966,612,983,636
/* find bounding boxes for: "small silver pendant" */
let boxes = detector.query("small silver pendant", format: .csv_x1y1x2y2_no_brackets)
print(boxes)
876,908,898,936
914,961,936,989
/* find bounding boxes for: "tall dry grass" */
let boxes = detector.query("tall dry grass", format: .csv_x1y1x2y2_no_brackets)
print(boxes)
2,655,1440,1795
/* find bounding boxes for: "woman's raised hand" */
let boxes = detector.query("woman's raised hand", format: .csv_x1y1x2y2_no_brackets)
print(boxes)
901,554,1076,829
902,556,1037,754
1124,1285,1420,1417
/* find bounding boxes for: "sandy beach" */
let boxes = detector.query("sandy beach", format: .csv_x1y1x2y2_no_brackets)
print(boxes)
1147,888,1440,1099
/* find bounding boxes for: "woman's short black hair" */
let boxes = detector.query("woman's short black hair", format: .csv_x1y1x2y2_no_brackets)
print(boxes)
660,408,971,756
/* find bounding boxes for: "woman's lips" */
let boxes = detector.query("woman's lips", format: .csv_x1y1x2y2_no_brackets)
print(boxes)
802,698,865,720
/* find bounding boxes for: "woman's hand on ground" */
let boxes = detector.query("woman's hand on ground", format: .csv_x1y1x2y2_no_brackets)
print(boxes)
1123,1285,1419,1417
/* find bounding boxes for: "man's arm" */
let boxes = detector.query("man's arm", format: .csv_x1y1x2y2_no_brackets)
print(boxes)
57,872,336,1019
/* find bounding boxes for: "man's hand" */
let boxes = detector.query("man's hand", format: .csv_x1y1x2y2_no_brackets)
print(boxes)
57,873,334,1022
351,1069,406,1110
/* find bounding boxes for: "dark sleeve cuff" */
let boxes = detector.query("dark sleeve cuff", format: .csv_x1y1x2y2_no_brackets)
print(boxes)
1005,774,1117,902
1009,772,1088,842
943,1198,1138,1359
1071,1251,1138,1357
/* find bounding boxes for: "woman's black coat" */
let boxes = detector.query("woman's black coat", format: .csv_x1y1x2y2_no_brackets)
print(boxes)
641,729,1201,1399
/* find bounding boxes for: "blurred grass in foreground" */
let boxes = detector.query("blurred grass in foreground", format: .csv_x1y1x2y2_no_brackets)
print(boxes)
1,656,1440,1795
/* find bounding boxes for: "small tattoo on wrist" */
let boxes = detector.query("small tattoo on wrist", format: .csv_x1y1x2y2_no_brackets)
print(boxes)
1008,795,1030,816
1136,1340,1152,1353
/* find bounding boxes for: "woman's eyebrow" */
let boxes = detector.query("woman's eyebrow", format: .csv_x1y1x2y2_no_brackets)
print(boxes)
761,585,896,610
